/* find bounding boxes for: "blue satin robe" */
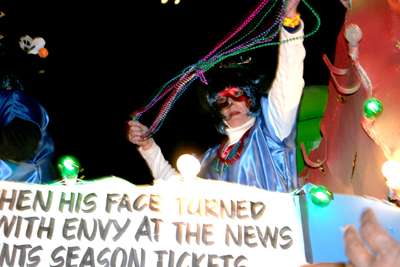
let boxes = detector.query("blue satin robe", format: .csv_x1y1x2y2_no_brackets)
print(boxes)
198,97,298,192
0,90,55,183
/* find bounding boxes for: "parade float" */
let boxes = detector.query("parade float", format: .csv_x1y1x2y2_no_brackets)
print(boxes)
1,0,400,266
0,156,399,266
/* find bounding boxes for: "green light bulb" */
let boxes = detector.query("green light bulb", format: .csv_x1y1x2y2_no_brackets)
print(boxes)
309,186,333,207
58,155,81,180
364,98,383,119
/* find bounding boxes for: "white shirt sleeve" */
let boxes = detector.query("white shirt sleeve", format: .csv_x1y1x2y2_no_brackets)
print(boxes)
138,141,180,181
268,21,306,141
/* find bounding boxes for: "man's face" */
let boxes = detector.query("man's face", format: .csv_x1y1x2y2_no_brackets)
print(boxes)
215,87,252,128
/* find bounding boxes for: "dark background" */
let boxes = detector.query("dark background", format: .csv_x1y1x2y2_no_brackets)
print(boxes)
0,0,345,184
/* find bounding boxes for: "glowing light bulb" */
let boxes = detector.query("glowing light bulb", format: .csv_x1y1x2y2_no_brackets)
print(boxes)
309,186,333,207
58,155,81,182
382,160,400,189
177,154,200,180
345,25,363,48
161,0,168,4
364,98,383,119
174,0,180,4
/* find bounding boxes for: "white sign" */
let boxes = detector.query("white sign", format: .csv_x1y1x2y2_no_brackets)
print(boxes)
0,177,307,267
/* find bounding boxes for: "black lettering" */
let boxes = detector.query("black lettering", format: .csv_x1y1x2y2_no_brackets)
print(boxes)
15,216,22,238
0,244,39,267
172,222,185,245
176,252,190,267
151,218,164,242
25,217,39,239
75,193,83,213
112,219,131,241
244,226,257,248
207,254,218,267
0,243,16,267
256,226,278,249
27,245,43,267
0,215,16,237
237,201,249,220
133,194,148,212
98,219,113,241
77,219,97,241
135,216,152,242
16,190,32,211
234,255,247,267
205,199,219,219
128,248,145,267
118,194,133,212
111,248,127,267
175,198,186,216
0,189,17,211
219,255,234,267
33,190,53,212
106,194,119,213
192,253,205,267
149,195,161,212
188,199,203,216
168,250,174,267
79,247,95,267
220,200,235,220
250,201,265,221
186,223,200,245
97,248,111,267
82,193,97,213
38,217,55,239
154,250,167,267
63,218,78,240
50,246,65,267
66,246,80,267
202,224,214,246
16,244,31,267
280,226,293,250
225,225,242,247
59,192,76,213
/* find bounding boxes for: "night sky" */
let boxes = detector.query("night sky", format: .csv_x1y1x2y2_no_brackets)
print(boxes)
0,0,345,184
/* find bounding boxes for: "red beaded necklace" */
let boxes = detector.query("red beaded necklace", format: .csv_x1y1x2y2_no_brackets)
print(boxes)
214,129,251,173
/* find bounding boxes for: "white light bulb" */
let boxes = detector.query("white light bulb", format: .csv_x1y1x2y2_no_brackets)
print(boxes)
345,25,363,48
382,160,400,189
161,0,168,4
177,154,200,180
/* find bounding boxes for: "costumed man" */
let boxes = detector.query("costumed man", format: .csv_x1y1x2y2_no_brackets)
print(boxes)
0,73,55,183
127,0,305,192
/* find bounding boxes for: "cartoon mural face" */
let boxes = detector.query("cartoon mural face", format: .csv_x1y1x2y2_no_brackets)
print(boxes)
303,0,400,200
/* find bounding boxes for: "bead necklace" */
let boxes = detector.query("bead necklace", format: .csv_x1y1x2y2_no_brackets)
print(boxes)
132,0,321,139
214,129,251,174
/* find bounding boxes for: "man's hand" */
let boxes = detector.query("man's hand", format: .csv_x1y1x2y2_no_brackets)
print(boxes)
344,209,400,267
126,120,153,150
